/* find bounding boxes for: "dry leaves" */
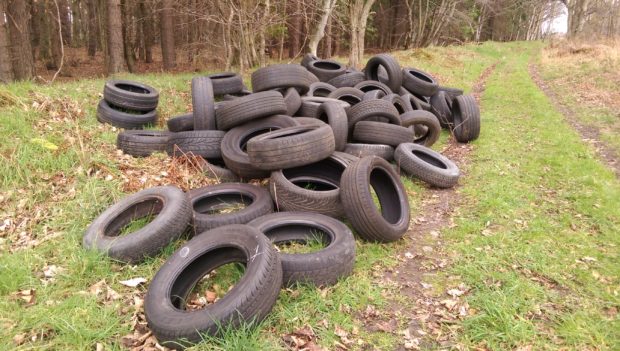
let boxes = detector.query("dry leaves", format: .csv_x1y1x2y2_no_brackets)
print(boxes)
282,325,326,351
87,280,121,303
11,289,36,307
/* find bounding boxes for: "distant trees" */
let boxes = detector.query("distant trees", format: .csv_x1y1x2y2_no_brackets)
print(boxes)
0,0,618,83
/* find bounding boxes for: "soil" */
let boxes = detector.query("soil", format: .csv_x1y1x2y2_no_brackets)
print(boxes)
367,63,498,350
529,64,620,178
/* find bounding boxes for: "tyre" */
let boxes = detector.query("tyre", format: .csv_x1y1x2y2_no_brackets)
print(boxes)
222,89,252,101
307,71,320,84
83,185,191,263
207,72,244,96
362,90,386,100
327,71,365,88
167,130,225,159
438,86,464,100
451,94,480,142
198,158,240,182
343,143,394,161
221,115,299,179
327,87,364,106
352,121,414,147
269,151,358,218
346,99,401,131
340,156,410,242
192,77,216,130
306,82,337,97
294,117,326,127
103,80,159,111
354,80,393,95
282,87,302,116
96,99,157,129
395,143,459,188
364,54,402,93
116,130,170,157
247,212,355,287
247,125,336,171
401,93,423,111
400,110,441,147
382,93,410,114
317,101,348,151
189,183,273,234
402,68,439,97
145,224,281,349
301,53,319,69
430,90,453,128
296,97,349,118
400,87,432,110
167,113,194,132
216,91,287,130
251,64,311,94
307,59,346,82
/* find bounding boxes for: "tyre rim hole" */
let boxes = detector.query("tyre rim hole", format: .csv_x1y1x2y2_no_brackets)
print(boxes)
313,61,341,70
369,168,402,224
313,88,332,97
240,128,278,151
338,95,361,105
268,226,331,254
115,83,150,94
193,194,253,214
104,198,163,237
269,128,312,140
409,70,433,83
412,150,447,169
291,178,338,191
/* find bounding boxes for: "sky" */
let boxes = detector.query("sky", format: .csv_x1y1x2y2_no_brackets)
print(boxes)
543,4,568,34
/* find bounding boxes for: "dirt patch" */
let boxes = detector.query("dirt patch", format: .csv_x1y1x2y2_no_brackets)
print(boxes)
364,63,498,350
529,64,620,178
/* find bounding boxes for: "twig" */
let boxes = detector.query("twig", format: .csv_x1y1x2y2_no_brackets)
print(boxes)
50,0,64,84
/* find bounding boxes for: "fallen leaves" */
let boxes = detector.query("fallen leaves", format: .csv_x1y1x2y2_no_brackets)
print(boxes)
87,280,121,303
11,289,36,307
282,325,326,351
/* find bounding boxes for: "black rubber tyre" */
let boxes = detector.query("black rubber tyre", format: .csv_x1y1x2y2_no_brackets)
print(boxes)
430,90,453,129
296,97,349,118
269,152,358,218
364,54,402,93
400,87,432,110
294,117,326,126
117,130,170,157
247,212,355,287
198,158,240,182
103,80,159,112
395,143,459,188
216,91,287,130
400,110,441,147
247,125,336,171
354,80,393,95
327,87,364,106
191,77,216,130
307,71,320,84
341,156,410,242
402,68,439,97
438,86,464,100
251,64,311,94
352,121,414,147
145,224,282,349
83,185,191,263
96,99,157,129
401,93,423,111
382,93,410,114
346,99,401,132
207,72,244,96
221,115,299,179
362,90,386,100
306,82,337,97
167,113,194,132
307,60,346,82
317,101,348,151
167,130,225,159
451,94,480,142
282,87,302,116
222,89,252,101
343,143,394,161
327,71,366,88
301,53,319,69
189,183,273,234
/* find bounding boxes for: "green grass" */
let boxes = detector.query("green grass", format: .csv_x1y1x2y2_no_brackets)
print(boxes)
274,230,326,255
3,40,618,350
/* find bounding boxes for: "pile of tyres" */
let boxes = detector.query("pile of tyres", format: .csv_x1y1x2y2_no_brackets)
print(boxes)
89,53,480,349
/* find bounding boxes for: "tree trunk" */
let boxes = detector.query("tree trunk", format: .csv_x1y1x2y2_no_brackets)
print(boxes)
322,13,332,58
87,0,98,56
121,0,135,72
348,0,375,68
50,0,64,71
308,0,336,56
288,0,302,58
106,0,126,74
59,0,72,45
0,0,14,83
7,0,34,80
139,0,153,63
160,0,176,70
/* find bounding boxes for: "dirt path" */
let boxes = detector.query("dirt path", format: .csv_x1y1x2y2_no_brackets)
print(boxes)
364,63,498,350
529,64,620,178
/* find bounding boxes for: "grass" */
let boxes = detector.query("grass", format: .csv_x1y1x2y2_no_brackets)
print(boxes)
2,40,618,350
274,230,326,255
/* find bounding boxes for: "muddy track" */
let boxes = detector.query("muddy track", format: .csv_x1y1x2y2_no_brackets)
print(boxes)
529,64,620,178
371,63,498,350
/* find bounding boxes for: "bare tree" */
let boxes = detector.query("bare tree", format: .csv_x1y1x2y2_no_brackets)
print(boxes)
106,0,126,73
347,0,376,68
87,0,98,56
0,0,14,83
160,0,176,70
7,0,35,80
308,0,337,56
